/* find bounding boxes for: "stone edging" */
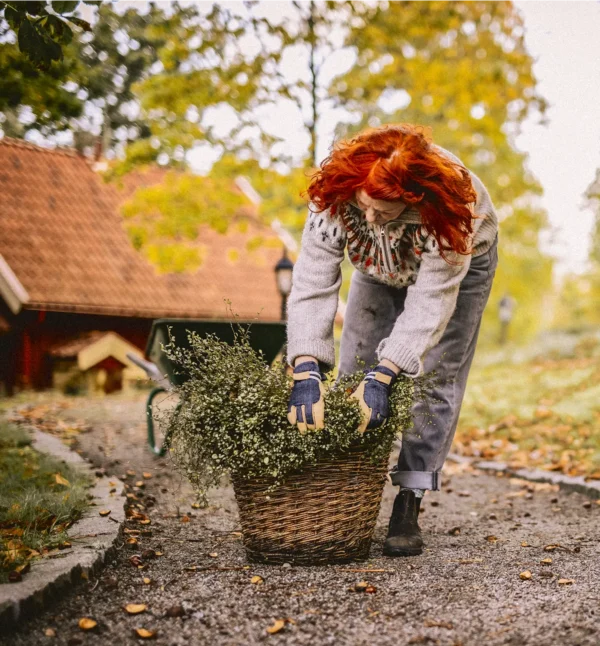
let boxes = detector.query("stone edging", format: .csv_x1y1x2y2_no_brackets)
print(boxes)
447,453,600,499
0,429,126,630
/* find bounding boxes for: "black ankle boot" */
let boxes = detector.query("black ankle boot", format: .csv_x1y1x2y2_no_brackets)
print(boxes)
382,488,423,557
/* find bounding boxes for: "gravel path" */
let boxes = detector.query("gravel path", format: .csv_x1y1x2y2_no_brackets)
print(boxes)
4,396,600,646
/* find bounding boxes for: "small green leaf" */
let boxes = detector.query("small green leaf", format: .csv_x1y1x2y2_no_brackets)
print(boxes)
67,15,91,31
51,1,79,13
4,6,24,29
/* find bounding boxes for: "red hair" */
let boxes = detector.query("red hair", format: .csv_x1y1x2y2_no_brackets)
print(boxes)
306,124,477,256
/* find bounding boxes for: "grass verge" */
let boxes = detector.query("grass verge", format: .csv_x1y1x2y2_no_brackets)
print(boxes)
455,340,600,479
0,421,92,583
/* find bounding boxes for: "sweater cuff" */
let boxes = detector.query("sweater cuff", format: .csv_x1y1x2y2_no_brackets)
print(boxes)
286,338,336,373
376,339,422,378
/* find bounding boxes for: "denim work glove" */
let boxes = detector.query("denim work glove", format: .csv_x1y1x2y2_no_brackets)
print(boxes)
287,361,326,433
350,365,398,433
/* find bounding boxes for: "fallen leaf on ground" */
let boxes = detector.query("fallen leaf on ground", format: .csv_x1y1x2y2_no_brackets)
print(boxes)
558,578,574,585
521,542,532,547
143,578,152,585
44,627,56,637
55,474,70,487
209,552,218,558
424,620,454,629
266,619,286,634
141,549,156,560
142,472,152,479
125,604,147,615
519,571,532,580
365,585,377,594
485,535,498,543
251,575,264,585
180,516,190,523
139,519,151,525
540,558,552,565
352,581,369,592
191,503,201,509
134,628,156,639
544,544,559,552
78,618,97,631
99,510,111,517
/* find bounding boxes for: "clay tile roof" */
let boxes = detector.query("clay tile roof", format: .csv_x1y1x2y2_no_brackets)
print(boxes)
0,137,288,321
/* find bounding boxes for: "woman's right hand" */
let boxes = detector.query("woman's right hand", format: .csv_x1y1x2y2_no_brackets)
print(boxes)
287,360,325,432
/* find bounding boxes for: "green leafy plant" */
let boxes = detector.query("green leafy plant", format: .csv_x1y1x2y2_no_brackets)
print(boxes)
160,324,432,501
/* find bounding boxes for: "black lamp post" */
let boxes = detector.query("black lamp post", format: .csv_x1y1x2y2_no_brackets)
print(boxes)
274,248,294,321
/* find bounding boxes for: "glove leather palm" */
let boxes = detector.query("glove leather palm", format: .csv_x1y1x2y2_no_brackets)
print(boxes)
287,361,325,432
350,365,397,433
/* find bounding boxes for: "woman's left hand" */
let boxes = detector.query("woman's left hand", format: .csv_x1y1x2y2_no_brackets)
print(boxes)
350,364,398,433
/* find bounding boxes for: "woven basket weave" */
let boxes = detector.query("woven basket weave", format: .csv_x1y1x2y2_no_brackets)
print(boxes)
231,442,390,565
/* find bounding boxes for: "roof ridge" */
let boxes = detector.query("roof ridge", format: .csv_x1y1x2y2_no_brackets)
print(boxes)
0,136,82,159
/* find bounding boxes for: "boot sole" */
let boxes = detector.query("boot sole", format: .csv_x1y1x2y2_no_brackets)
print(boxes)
382,544,423,557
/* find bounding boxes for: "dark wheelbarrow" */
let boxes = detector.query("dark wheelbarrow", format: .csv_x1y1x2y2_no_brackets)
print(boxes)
127,318,287,457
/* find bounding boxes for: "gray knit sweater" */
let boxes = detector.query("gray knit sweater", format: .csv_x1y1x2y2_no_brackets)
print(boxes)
286,146,499,377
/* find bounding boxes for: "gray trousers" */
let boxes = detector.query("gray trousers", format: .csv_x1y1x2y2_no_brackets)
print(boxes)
338,236,498,490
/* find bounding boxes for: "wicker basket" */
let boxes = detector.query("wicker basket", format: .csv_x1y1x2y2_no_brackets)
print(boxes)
231,442,391,565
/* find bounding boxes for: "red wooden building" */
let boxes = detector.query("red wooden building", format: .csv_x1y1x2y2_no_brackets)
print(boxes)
0,137,287,395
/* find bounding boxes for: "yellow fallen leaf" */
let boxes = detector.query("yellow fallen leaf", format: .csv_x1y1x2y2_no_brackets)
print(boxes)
191,503,201,509
251,575,264,585
78,617,97,631
143,577,152,585
125,604,147,615
142,472,152,479
139,519,151,525
521,542,531,547
55,474,70,487
540,558,552,565
519,571,532,580
135,628,156,639
209,552,218,558
266,619,286,634
558,578,574,585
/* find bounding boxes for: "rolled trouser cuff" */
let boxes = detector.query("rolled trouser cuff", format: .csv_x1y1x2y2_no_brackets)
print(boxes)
389,469,442,491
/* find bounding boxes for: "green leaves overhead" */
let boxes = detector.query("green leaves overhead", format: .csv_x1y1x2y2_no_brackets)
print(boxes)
0,1,95,70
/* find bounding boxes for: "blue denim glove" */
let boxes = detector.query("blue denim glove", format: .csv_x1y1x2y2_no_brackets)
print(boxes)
350,365,398,433
287,361,325,432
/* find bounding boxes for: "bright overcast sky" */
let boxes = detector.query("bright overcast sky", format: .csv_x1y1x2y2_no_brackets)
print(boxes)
191,1,600,280
513,0,600,279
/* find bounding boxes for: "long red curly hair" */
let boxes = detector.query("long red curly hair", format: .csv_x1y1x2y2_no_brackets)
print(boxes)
306,124,477,256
